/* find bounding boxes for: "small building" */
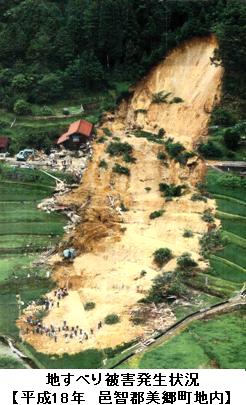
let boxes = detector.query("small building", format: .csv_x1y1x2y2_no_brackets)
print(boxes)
57,119,94,149
0,136,10,153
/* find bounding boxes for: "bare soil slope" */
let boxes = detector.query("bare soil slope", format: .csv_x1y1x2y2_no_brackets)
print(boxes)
20,35,223,355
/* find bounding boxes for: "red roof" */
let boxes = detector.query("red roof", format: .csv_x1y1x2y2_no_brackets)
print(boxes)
57,119,93,145
0,136,10,149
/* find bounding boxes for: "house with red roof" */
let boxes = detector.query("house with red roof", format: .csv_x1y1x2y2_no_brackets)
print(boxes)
57,119,94,149
0,136,10,153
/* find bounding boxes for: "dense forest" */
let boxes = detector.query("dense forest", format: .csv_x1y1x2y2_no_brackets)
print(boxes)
0,0,245,115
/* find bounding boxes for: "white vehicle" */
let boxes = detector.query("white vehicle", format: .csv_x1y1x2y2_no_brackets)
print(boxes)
16,149,35,161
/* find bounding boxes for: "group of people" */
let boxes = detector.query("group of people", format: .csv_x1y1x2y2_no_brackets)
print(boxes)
42,287,69,311
24,317,104,344
24,287,104,345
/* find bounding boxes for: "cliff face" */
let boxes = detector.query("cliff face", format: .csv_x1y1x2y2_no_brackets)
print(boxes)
21,36,223,355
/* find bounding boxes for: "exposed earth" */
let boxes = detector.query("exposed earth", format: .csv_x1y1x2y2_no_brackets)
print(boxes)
18,35,224,355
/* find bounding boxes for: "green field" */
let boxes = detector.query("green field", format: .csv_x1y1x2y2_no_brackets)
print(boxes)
122,310,246,369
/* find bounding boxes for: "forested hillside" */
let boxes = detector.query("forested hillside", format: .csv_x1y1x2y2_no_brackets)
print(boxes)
0,0,245,114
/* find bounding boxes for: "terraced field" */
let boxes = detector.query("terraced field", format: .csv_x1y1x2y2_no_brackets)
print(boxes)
0,168,66,367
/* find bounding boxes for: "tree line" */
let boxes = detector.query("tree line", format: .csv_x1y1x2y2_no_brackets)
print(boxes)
0,0,245,111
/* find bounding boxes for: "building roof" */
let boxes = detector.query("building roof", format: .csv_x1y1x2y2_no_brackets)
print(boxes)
0,136,10,149
57,119,93,145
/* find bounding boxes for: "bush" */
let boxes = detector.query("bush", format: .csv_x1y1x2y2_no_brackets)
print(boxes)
175,151,195,165
120,202,129,212
104,314,120,325
106,141,133,156
84,302,96,311
102,127,113,137
157,151,167,160
62,108,70,115
113,163,130,176
152,91,172,103
201,210,215,223
153,248,172,267
99,159,108,169
157,128,166,138
149,210,165,219
145,187,151,192
216,174,246,189
96,136,106,143
191,193,207,202
159,183,185,197
123,153,136,163
143,271,188,303
13,99,32,116
183,229,193,238
170,97,184,103
198,141,223,158
223,128,241,150
177,252,198,270
200,230,225,257
166,141,185,158
211,107,237,127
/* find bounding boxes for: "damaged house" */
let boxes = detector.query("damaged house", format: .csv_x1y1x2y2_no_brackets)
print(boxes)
57,119,94,150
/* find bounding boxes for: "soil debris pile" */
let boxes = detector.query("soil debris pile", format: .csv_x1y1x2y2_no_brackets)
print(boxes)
19,36,223,355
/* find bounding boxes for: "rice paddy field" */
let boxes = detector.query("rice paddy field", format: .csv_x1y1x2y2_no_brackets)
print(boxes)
0,166,67,367
120,169,246,369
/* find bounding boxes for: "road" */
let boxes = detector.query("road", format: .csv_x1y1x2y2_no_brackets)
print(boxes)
111,295,246,368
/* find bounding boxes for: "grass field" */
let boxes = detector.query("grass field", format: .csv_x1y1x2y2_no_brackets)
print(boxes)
122,310,246,369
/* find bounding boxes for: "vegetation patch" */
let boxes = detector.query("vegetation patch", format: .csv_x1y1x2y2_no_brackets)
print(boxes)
104,314,120,325
84,302,96,311
106,141,133,157
149,210,165,220
159,183,185,198
112,164,130,176
153,248,172,267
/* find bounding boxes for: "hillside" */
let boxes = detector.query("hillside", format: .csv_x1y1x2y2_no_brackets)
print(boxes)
19,35,225,356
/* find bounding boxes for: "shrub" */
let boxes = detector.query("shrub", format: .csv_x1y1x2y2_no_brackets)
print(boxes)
191,193,207,202
149,210,165,219
157,151,166,160
84,302,96,311
152,91,172,104
166,141,185,158
143,271,189,303
145,187,151,192
183,229,193,238
200,230,226,257
39,106,54,116
177,252,198,270
106,141,133,156
96,136,106,143
0,119,8,129
153,248,172,267
170,97,184,103
223,128,241,150
159,183,185,197
175,151,195,165
120,202,129,212
99,159,108,169
198,141,223,158
102,127,113,137
63,108,70,115
140,270,147,277
113,163,130,176
216,174,246,189
104,314,120,325
211,107,237,127
123,153,136,163
13,99,32,115
201,210,215,223
157,128,166,138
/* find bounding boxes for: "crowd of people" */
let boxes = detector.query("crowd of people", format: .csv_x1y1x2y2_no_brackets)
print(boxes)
24,287,103,345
